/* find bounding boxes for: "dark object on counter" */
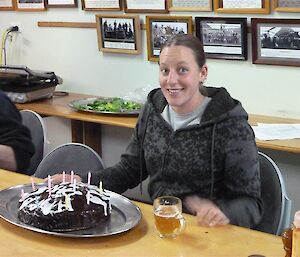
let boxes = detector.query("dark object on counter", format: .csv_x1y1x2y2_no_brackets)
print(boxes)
0,65,62,103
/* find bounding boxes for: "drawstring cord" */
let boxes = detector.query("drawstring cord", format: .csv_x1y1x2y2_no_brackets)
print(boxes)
209,123,217,199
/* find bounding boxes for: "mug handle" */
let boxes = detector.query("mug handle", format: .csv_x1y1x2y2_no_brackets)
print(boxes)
177,214,186,235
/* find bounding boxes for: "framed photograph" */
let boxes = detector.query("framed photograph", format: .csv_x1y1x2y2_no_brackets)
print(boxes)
167,0,212,11
46,0,77,7
195,17,248,60
146,16,193,62
16,0,46,10
274,0,300,12
95,14,141,55
251,18,300,67
213,0,270,14
124,0,168,13
0,0,15,10
82,0,121,10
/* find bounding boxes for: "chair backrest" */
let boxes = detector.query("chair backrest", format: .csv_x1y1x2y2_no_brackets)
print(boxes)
20,109,47,175
34,142,105,179
255,152,292,235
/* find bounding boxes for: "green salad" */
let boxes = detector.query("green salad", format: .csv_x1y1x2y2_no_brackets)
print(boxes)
77,97,142,113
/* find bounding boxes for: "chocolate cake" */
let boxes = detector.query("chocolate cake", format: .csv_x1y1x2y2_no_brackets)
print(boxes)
18,182,111,231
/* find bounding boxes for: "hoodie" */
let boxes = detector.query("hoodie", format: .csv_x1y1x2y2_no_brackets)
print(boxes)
90,87,263,228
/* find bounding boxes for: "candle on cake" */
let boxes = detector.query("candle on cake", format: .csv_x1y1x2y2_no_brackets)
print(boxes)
71,170,74,183
87,172,91,186
48,175,51,197
99,181,103,193
30,177,36,191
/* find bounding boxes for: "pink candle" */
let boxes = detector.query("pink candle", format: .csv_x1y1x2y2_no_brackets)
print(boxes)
70,171,74,183
87,172,91,186
62,171,65,183
48,175,51,197
21,189,25,199
30,177,36,191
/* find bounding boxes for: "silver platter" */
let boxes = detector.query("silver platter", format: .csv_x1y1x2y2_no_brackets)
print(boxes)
69,97,141,116
0,183,142,238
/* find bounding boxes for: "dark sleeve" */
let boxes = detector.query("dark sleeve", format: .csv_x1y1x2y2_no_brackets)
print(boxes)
216,118,263,228
0,91,35,173
88,103,149,192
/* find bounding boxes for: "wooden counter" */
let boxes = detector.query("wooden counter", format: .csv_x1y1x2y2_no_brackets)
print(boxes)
0,169,284,257
16,92,300,154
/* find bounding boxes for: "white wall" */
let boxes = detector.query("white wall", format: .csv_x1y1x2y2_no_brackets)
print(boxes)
0,10,299,118
1,7,300,221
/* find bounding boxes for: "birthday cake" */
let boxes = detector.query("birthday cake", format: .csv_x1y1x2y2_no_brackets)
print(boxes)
18,181,111,231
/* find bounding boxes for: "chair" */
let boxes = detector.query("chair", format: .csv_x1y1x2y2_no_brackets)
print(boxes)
255,152,292,235
20,109,47,175
34,142,105,179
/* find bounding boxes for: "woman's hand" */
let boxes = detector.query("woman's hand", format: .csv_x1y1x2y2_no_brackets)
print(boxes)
45,173,82,184
184,195,229,227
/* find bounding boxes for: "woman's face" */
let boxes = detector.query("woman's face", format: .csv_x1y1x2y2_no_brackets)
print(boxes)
159,45,208,114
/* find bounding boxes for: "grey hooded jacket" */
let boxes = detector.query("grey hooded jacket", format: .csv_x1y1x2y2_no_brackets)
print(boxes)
90,87,263,228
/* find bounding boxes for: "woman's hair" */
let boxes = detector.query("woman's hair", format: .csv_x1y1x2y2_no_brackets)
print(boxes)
159,34,206,68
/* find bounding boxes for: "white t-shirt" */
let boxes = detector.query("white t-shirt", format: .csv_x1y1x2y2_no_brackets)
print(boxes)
161,97,211,131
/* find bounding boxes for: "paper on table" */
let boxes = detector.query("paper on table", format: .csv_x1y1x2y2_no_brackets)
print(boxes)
252,123,300,140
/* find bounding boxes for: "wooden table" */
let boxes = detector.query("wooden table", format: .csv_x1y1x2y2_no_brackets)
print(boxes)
16,92,300,154
16,93,137,155
0,169,284,257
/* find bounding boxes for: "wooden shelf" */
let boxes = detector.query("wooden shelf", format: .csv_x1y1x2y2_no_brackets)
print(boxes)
38,21,97,28
38,21,147,30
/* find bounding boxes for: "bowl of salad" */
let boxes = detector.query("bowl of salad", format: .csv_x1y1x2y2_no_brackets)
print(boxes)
69,97,143,115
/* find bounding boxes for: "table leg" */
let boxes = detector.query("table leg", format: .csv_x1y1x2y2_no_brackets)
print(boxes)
71,120,102,155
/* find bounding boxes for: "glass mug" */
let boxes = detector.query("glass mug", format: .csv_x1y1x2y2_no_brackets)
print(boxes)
153,196,186,238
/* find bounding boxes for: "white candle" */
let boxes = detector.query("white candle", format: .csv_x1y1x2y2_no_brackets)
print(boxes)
73,179,76,191
30,177,36,191
87,172,91,186
71,170,74,183
99,181,103,193
48,175,51,197
62,171,65,183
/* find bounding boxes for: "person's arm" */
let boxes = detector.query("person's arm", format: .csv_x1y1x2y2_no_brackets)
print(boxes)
215,119,263,228
0,92,35,173
0,145,17,171
88,103,150,192
184,118,263,228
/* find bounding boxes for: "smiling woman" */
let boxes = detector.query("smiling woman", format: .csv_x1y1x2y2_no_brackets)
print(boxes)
51,34,263,230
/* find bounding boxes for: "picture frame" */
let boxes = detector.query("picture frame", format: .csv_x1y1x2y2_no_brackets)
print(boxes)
251,18,300,67
124,0,168,13
273,0,300,12
95,14,141,55
82,0,121,11
46,0,77,7
195,17,248,60
16,0,46,10
167,0,212,11
146,16,193,62
0,0,15,10
213,0,270,14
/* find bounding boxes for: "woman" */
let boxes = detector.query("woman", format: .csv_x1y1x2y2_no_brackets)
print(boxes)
51,34,263,228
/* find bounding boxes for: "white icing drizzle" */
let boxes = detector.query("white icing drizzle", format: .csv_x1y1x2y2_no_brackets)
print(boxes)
19,182,110,216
